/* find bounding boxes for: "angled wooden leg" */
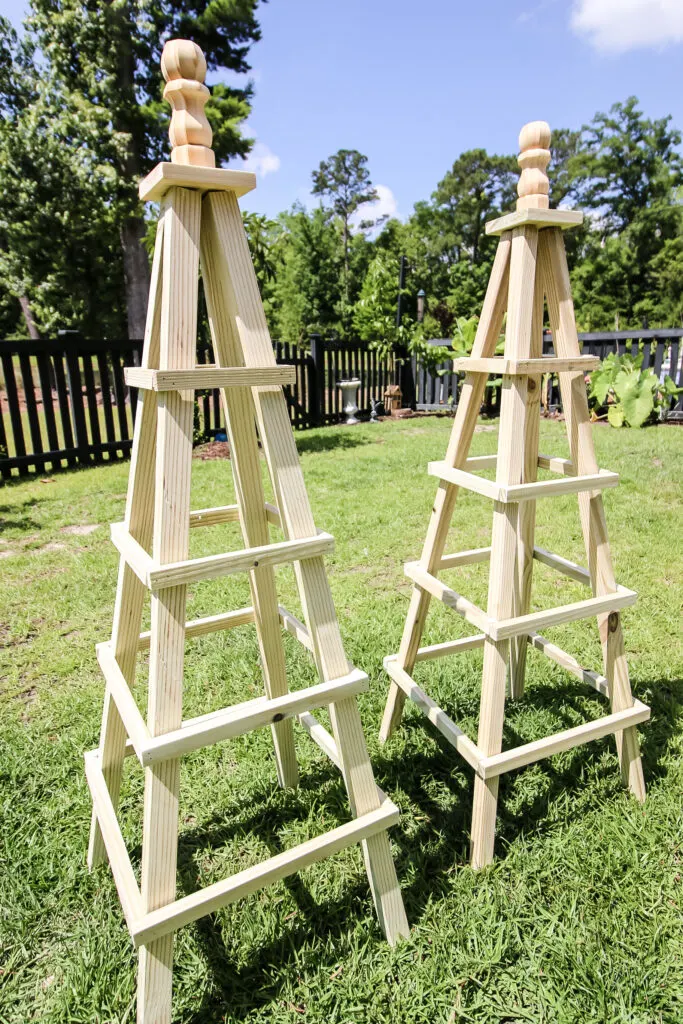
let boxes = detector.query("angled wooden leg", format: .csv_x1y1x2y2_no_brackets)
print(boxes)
137,187,201,1024
541,228,645,801
380,233,512,741
201,188,409,943
199,204,298,789
471,226,538,869
88,217,164,869
509,256,545,699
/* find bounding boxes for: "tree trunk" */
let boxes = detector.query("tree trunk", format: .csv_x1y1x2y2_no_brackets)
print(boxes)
18,295,40,339
120,216,150,340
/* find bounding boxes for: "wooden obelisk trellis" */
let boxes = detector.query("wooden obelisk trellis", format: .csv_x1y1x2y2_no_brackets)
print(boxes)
379,121,650,870
85,39,408,1024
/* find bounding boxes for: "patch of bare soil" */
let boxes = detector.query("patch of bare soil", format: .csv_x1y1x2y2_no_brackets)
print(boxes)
60,524,99,536
193,441,231,460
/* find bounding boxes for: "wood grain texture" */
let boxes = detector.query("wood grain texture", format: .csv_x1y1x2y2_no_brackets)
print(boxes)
379,233,512,742
137,186,201,1024
202,188,408,944
450,356,598,374
88,213,164,870
541,227,646,802
509,253,544,697
124,365,295,391
471,224,538,870
200,203,300,788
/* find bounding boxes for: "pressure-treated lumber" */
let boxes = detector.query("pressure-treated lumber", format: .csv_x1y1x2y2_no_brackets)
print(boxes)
428,461,619,502
478,702,650,779
486,207,583,235
87,39,407,1024
110,520,334,589
379,119,648,872
131,799,400,948
124,365,295,391
139,162,256,202
451,356,598,374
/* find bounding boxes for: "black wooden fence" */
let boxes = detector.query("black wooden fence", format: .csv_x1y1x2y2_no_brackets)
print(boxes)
2,329,682,478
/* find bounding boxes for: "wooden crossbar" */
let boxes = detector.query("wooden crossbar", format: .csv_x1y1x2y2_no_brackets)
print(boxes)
404,562,491,633
142,671,369,764
464,454,578,476
137,607,256,650
383,657,483,772
414,634,487,662
452,356,599,375
130,797,400,948
478,702,651,779
110,521,334,590
98,638,366,765
428,461,619,502
124,365,295,391
532,546,591,585
528,632,610,697
439,547,491,570
489,586,637,640
189,502,281,529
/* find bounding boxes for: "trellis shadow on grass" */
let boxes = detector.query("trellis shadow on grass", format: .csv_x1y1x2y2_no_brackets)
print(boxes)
294,431,372,455
172,673,681,1022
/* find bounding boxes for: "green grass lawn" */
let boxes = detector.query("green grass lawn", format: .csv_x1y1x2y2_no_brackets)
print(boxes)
1,415,681,1024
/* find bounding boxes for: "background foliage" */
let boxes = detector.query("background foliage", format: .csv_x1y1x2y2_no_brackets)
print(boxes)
0,0,681,346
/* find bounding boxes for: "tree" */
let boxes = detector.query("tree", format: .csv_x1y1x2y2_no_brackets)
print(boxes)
0,18,126,338
570,98,683,326
1,1,261,338
311,149,377,312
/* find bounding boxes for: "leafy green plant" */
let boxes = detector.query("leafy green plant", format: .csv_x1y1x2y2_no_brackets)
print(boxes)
588,351,681,427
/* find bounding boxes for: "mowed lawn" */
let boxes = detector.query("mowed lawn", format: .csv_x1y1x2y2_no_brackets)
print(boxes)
0,415,681,1024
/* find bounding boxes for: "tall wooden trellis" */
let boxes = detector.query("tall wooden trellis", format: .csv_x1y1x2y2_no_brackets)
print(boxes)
85,39,407,1024
379,121,650,869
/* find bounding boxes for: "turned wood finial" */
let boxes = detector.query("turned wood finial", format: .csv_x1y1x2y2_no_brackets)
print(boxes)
517,121,551,211
161,39,215,168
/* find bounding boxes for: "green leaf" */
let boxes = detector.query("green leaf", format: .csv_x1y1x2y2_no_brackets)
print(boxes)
607,404,625,427
620,379,655,426
589,370,612,405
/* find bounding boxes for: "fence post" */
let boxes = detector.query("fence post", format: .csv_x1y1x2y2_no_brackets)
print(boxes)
308,333,325,427
395,344,416,410
60,329,91,466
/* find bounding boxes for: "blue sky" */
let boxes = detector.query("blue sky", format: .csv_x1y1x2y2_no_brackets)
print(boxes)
2,0,683,222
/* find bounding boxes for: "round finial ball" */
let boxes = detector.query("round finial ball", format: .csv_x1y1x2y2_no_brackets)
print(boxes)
518,120,551,153
161,39,207,84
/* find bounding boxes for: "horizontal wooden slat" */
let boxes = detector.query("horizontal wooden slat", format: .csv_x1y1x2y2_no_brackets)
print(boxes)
404,562,492,634
110,523,334,590
124,365,296,391
452,356,599,375
428,461,619,502
533,546,591,586
464,454,498,470
189,502,281,529
131,798,400,947
140,670,368,764
486,207,584,236
537,453,575,476
137,607,256,651
384,657,483,772
489,585,637,641
478,701,651,779
414,634,487,662
84,750,143,935
527,632,611,697
139,162,256,202
439,547,491,570
278,605,315,652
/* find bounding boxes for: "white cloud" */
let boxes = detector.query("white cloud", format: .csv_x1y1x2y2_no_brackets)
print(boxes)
242,141,280,178
350,184,399,233
571,0,683,53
